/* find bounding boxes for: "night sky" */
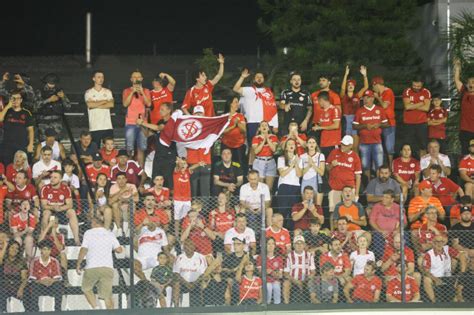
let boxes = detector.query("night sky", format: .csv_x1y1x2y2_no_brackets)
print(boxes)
1,0,261,56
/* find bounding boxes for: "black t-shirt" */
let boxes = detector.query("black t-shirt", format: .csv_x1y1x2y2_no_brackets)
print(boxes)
303,231,331,249
451,223,474,249
154,132,177,160
213,161,242,184
74,141,99,158
280,89,312,131
222,253,255,278
3,108,33,147
202,277,226,306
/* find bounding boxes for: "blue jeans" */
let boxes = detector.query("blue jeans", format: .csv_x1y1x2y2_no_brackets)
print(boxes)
125,125,148,152
344,115,358,136
359,143,384,171
383,126,396,155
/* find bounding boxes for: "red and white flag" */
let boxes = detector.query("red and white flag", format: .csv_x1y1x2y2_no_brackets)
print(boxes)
160,110,230,153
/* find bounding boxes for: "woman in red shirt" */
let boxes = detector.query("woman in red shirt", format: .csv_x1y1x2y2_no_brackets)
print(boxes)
236,259,263,305
252,121,278,192
6,150,32,184
208,192,235,252
392,144,421,200
222,96,247,169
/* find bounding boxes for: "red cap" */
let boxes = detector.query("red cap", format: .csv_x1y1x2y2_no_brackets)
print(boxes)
347,79,356,87
418,180,432,191
372,76,384,86
363,90,374,97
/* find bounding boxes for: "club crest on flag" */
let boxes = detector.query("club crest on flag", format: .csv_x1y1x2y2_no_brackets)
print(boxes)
177,118,203,141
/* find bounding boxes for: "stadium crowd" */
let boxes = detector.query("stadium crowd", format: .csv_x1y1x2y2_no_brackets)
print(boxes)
0,55,473,310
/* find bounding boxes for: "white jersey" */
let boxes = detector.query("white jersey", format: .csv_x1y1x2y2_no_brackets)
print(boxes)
224,227,256,253
240,86,278,128
32,160,62,185
173,252,207,283
84,87,114,131
239,182,271,210
137,226,168,258
349,250,375,276
420,153,451,178
299,152,325,180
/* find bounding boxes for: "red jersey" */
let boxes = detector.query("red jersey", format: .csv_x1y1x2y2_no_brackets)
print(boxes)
187,148,212,165
134,208,169,226
353,105,388,144
6,164,32,184
280,134,307,156
318,105,341,147
181,217,213,255
182,81,215,117
319,252,351,276
291,202,324,231
208,209,235,234
85,164,111,184
331,231,357,254
382,245,415,276
311,89,341,124
40,184,72,206
265,226,291,255
256,255,283,283
387,276,419,301
239,276,262,301
418,223,447,245
403,87,431,124
10,212,36,232
110,161,143,186
173,170,191,201
460,85,474,132
0,186,6,224
150,87,173,124
392,157,420,184
29,256,62,281
0,163,4,175
351,274,382,302
99,148,118,166
6,184,38,211
326,148,362,190
221,113,246,148
428,107,448,139
146,187,170,205
341,94,360,116
430,177,460,207
252,134,279,157
379,87,396,126
284,251,315,281
459,155,474,178
45,233,65,258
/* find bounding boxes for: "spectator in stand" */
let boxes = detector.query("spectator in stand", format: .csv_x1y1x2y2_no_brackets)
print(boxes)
343,261,381,304
173,239,208,307
304,219,330,260
333,186,367,232
40,170,80,245
221,96,247,168
402,77,431,158
453,58,474,155
239,170,273,230
235,258,263,305
149,72,175,124
76,217,123,310
422,234,466,303
408,180,445,231
181,207,216,257
277,138,302,227
339,65,368,151
372,76,396,166
256,237,283,304
38,217,67,283
450,196,474,227
282,235,316,304
280,119,307,156
0,90,34,165
172,157,195,237
84,70,115,147
421,139,451,178
349,235,375,277
331,217,358,255
123,70,151,167
213,148,243,195
10,200,36,263
145,175,171,221
108,172,139,233
0,240,28,312
280,72,313,134
35,73,71,141
251,121,278,191
311,91,342,157
224,214,257,256
299,137,325,205
309,262,339,304
365,165,401,213
150,252,174,308
393,144,421,200
459,140,474,199
134,216,169,281
427,94,448,151
386,264,420,303
0,175,9,226
451,207,474,261
5,170,39,219
34,128,66,162
134,193,170,232
70,131,99,166
90,173,113,229
61,160,81,201
0,72,36,111
32,146,62,189
26,239,63,312
85,152,111,185
320,238,351,286
291,186,324,231
5,150,32,184
415,206,448,254
265,213,291,255
182,54,224,116
428,164,464,215
209,192,236,253
110,149,146,188
353,90,388,179
326,135,362,214
99,137,119,167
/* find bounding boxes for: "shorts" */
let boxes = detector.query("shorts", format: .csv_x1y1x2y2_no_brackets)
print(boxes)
53,210,69,225
252,157,277,178
382,126,396,155
136,255,159,270
301,176,322,194
125,125,148,152
174,200,191,220
405,123,427,154
344,115,358,136
359,143,384,171
82,267,114,300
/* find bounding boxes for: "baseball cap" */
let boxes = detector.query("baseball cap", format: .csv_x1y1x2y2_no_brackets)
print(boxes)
347,79,356,87
363,90,375,97
193,105,205,114
293,235,305,244
42,73,59,85
117,149,128,157
371,76,384,85
232,237,246,244
341,135,354,146
45,128,58,138
418,180,432,191
92,152,102,161
460,205,472,214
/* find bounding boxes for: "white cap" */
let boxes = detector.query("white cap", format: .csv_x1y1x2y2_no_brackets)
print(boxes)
341,135,354,146
293,235,305,244
193,105,205,114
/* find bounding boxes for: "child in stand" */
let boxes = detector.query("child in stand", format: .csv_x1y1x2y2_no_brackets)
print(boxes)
427,94,448,152
150,252,174,308
62,159,82,216
236,257,263,305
